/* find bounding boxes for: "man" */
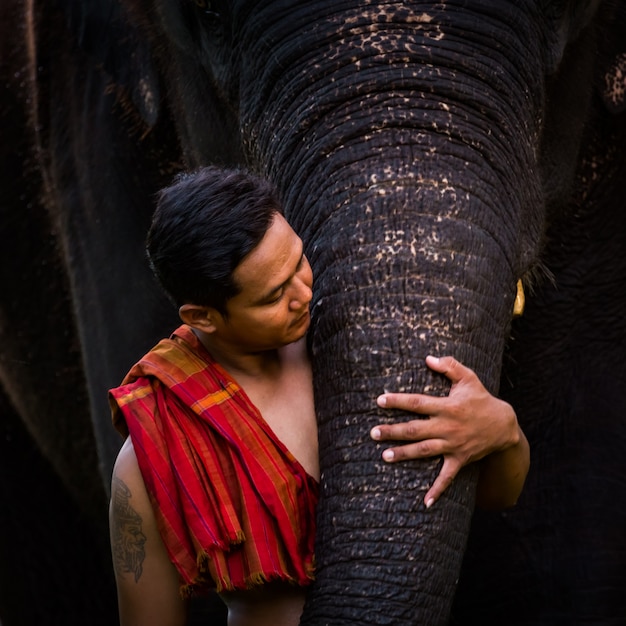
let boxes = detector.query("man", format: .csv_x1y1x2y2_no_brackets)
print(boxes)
108,166,529,626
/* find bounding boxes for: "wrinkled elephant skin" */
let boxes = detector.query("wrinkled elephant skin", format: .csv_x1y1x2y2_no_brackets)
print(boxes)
1,1,625,625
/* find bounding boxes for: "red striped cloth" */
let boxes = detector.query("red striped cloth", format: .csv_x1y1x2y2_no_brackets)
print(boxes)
109,325,318,595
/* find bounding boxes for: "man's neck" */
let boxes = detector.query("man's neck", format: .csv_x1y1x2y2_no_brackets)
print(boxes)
192,328,291,380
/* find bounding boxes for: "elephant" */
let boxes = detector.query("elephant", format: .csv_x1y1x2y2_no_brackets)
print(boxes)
1,0,626,625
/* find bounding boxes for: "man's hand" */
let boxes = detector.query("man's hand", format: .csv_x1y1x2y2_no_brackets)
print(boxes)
370,355,526,509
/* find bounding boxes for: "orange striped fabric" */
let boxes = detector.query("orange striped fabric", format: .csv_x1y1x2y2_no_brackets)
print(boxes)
109,325,318,595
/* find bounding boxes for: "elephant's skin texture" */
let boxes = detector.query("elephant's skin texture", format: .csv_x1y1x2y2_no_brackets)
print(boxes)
1,1,626,625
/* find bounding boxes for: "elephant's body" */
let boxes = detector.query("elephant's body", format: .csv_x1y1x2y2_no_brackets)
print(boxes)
455,80,626,623
1,1,625,624
0,1,177,623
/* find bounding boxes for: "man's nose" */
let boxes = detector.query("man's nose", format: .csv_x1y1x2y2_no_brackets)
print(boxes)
290,277,312,309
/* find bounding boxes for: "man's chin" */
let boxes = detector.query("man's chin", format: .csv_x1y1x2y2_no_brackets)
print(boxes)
291,327,309,343
293,309,310,328
288,321,310,344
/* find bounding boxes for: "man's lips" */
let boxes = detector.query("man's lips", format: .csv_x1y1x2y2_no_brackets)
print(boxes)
293,308,310,327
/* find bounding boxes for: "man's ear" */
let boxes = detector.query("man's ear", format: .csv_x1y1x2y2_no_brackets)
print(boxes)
179,304,219,332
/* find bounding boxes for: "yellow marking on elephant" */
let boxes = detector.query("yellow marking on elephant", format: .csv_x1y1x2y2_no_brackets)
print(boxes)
513,280,525,317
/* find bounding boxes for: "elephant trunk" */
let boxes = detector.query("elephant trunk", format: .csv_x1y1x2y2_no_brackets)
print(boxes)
238,3,547,623
300,180,517,625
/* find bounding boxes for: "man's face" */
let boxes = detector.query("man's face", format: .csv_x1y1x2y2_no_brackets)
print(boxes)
213,213,313,352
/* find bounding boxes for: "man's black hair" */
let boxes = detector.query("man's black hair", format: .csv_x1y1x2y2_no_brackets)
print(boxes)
146,166,282,315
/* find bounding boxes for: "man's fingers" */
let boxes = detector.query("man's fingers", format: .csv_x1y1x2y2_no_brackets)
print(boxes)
375,438,446,462
423,458,462,508
377,356,479,414
371,419,436,443
377,392,443,415
426,355,472,385
373,435,464,507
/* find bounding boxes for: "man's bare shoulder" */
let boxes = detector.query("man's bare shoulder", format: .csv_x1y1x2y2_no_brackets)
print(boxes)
111,438,145,494
109,438,188,626
109,439,153,582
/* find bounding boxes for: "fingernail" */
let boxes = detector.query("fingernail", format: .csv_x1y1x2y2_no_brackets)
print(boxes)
382,449,394,462
377,395,387,407
425,497,435,509
427,355,439,364
371,428,381,440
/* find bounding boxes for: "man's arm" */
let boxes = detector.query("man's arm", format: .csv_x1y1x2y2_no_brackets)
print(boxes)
109,438,188,626
370,356,530,510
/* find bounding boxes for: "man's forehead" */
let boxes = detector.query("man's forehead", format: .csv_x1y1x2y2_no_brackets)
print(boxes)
234,218,302,294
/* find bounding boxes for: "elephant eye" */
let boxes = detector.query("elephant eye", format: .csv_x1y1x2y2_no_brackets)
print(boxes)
185,0,229,47
192,0,222,23
192,0,220,18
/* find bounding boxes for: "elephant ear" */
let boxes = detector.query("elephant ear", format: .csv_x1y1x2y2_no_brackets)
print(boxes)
595,5,626,114
58,0,160,127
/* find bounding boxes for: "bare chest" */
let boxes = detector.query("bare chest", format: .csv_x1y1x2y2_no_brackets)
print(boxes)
242,366,319,481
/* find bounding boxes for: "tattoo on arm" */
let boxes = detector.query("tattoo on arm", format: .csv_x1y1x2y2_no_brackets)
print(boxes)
111,476,147,583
